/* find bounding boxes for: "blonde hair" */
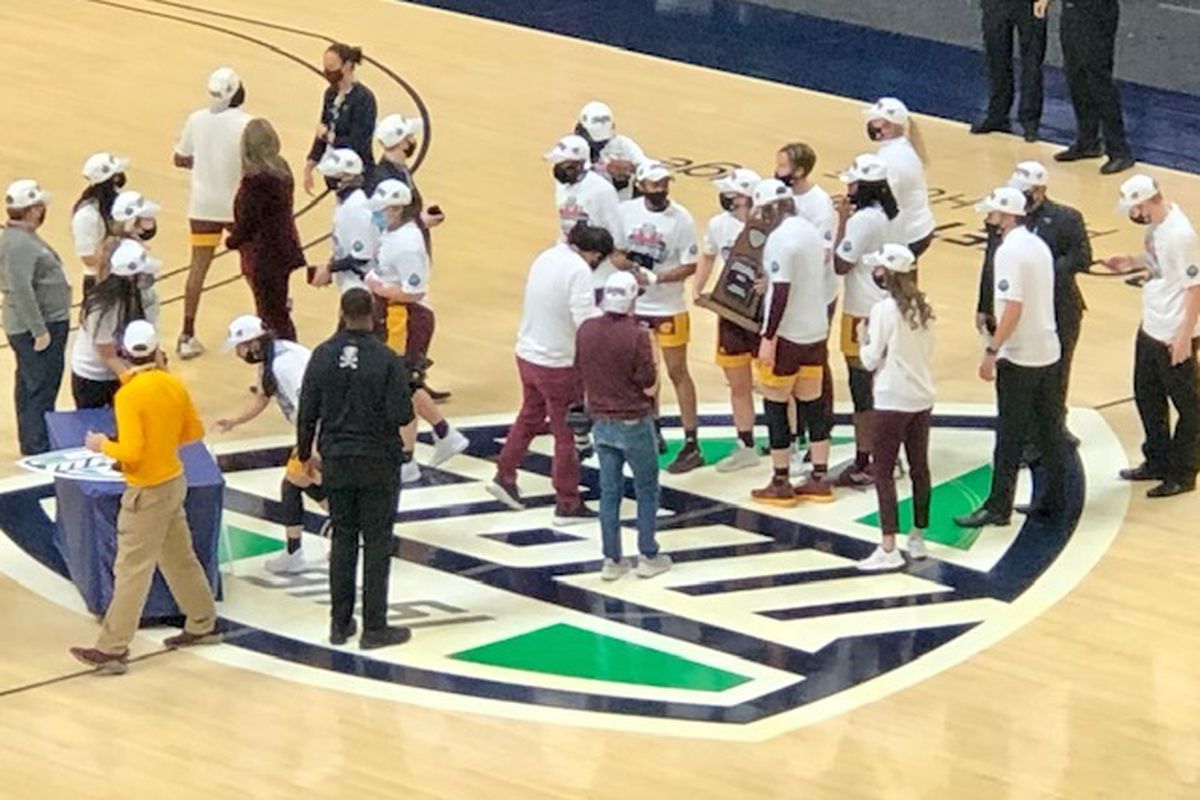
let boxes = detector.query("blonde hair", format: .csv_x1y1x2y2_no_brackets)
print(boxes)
885,271,935,330
906,117,930,165
242,118,292,181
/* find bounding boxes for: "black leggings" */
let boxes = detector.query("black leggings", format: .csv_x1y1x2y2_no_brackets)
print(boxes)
281,477,328,527
72,373,120,409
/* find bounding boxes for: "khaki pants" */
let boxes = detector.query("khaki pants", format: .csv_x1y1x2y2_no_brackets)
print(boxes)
96,474,217,654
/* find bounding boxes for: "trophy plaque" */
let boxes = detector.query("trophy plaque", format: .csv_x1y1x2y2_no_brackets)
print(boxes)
695,213,779,333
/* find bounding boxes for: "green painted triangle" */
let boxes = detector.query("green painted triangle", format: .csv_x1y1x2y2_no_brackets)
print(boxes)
855,464,993,550
219,525,285,564
451,623,750,692
659,432,856,469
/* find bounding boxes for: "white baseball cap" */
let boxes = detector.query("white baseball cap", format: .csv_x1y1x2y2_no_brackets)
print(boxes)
224,314,267,351
1118,174,1159,212
207,67,242,104
111,191,161,224
82,153,130,186
109,239,161,278
752,178,792,209
544,135,590,164
122,320,159,358
975,186,1028,216
375,113,424,149
4,180,50,210
839,153,889,184
368,179,414,212
579,101,615,142
635,160,671,183
713,168,762,197
863,97,910,125
1008,161,1048,191
600,270,639,314
316,148,364,178
863,243,917,274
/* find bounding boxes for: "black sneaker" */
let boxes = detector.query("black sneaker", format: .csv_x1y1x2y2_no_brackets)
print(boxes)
330,618,358,646
553,503,598,526
1147,480,1195,499
486,479,525,511
1119,463,1164,482
666,443,705,475
360,625,412,650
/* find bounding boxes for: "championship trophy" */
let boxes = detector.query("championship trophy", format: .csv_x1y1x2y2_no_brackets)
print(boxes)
695,212,780,332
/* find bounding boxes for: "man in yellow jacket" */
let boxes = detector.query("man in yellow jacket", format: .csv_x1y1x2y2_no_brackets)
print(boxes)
70,320,220,674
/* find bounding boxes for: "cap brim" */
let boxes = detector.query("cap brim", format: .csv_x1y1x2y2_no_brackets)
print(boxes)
141,200,162,218
143,256,162,274
862,253,885,268
839,169,860,183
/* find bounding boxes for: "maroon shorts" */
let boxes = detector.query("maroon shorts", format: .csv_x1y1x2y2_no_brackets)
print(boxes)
756,338,827,388
386,302,435,361
716,318,760,367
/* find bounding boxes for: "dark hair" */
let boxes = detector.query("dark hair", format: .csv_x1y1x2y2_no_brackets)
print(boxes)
341,287,374,320
228,85,246,109
884,271,935,330
73,179,121,228
780,142,817,178
258,332,279,398
573,122,607,161
568,223,614,259
79,273,145,331
327,43,364,65
852,179,900,220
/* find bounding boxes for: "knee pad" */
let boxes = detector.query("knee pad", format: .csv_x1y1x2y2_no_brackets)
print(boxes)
800,398,831,442
848,365,875,413
764,399,792,450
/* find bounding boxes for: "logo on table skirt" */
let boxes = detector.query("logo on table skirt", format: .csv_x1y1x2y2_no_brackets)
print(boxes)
17,448,124,483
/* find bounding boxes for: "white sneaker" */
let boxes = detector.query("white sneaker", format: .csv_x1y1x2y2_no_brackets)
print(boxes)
401,461,421,485
636,553,672,579
856,546,905,572
265,548,308,574
716,443,759,473
789,448,811,479
176,335,205,360
600,558,630,581
907,535,928,560
429,429,469,467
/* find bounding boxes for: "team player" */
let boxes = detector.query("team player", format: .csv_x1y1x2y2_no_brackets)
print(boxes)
547,134,625,291
109,191,160,245
72,152,129,294
750,179,835,505
173,67,251,359
833,153,902,486
693,167,763,472
367,179,469,482
574,101,648,201
863,98,936,261
311,148,376,293
619,160,704,474
217,315,330,572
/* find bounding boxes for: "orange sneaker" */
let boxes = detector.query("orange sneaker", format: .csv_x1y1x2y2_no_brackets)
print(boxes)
751,479,799,507
794,478,835,503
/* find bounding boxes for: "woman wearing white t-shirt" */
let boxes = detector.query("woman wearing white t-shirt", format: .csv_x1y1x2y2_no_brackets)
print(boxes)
863,98,936,264
71,152,129,294
857,244,935,571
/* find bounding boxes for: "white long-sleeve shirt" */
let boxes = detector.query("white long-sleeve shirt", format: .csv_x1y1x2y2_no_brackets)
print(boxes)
860,296,935,413
515,243,599,368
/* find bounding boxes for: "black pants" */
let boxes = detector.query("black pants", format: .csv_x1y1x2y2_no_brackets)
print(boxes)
1058,313,1082,429
1134,329,1198,485
7,321,69,455
325,461,401,633
981,0,1047,127
986,359,1066,515
1061,0,1129,157
281,477,328,527
72,373,120,410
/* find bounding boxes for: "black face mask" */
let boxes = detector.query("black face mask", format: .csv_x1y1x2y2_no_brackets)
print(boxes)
324,68,343,86
643,191,669,212
985,221,1002,236
112,173,127,190
867,123,886,141
719,194,736,212
242,344,265,365
553,163,583,185
774,170,795,188
612,174,631,192
403,140,417,158
873,272,889,291
138,224,157,242
1130,212,1152,226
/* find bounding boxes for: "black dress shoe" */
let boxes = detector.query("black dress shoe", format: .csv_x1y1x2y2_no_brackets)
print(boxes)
954,507,1010,528
1100,156,1136,175
1119,463,1164,482
361,625,413,650
970,118,1010,135
1054,146,1104,162
330,618,358,646
1147,481,1196,499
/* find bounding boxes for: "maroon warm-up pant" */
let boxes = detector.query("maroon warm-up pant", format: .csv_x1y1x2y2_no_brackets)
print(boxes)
496,357,583,508
872,409,932,535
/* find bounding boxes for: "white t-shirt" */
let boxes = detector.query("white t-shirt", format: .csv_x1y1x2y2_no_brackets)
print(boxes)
837,205,893,318
703,211,744,261
994,226,1060,367
594,135,648,202
71,284,161,382
515,243,598,368
555,170,624,288
374,222,430,305
876,137,935,244
332,189,378,266
71,202,106,275
860,296,936,412
265,339,311,423
175,106,251,223
1142,204,1200,343
763,215,828,345
619,199,699,318
793,184,839,305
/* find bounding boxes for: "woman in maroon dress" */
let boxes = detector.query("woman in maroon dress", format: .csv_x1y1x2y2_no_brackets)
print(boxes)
226,118,305,341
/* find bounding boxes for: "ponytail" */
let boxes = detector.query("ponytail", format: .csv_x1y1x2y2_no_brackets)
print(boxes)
327,43,364,65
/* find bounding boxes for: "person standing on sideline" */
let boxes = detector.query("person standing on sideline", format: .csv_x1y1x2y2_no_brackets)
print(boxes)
973,0,1047,141
863,98,936,262
217,315,329,572
225,118,305,342
297,289,413,648
173,67,251,359
70,321,220,674
1039,0,1134,174
693,167,762,473
577,271,671,581
548,134,625,293
487,224,611,519
956,187,1065,528
856,244,935,571
1104,175,1199,498
304,43,377,195
574,101,648,201
1,180,71,455
311,149,376,294
72,152,130,294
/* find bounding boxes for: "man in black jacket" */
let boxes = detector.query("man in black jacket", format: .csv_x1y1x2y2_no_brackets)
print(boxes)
972,0,1047,142
977,161,1090,442
297,288,414,649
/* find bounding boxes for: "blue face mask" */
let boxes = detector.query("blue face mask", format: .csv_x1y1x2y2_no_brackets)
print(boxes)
371,210,388,232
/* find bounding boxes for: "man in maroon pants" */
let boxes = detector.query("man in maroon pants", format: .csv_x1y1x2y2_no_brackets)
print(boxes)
488,223,613,525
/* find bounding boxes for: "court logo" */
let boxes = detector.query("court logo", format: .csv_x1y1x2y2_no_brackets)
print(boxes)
17,448,123,483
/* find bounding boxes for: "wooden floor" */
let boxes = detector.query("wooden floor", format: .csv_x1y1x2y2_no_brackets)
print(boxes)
1,0,1199,797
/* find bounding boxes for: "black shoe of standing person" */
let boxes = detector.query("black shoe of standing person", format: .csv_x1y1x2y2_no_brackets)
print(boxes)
1119,463,1164,482
1100,156,1136,175
1146,480,1196,499
361,625,412,651
1022,124,1039,143
330,618,358,646
954,507,1011,528
1054,145,1104,162
970,118,1010,135
667,441,705,474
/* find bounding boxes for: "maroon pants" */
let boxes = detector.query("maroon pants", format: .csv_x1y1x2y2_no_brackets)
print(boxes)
245,268,296,341
496,357,583,508
872,409,932,535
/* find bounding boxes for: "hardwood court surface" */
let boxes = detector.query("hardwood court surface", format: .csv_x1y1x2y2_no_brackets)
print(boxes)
0,1,1198,797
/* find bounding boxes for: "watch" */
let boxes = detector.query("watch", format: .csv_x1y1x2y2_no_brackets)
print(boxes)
985,345,999,356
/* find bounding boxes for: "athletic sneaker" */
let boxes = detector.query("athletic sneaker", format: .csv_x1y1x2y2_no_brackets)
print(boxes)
69,647,129,675
716,443,759,473
176,335,205,360
907,536,928,560
553,503,597,526
751,479,799,507
486,479,525,511
793,478,835,503
834,467,874,489
429,429,469,467
600,558,630,581
400,461,422,486
265,548,308,575
856,546,905,572
667,443,705,474
636,553,673,579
